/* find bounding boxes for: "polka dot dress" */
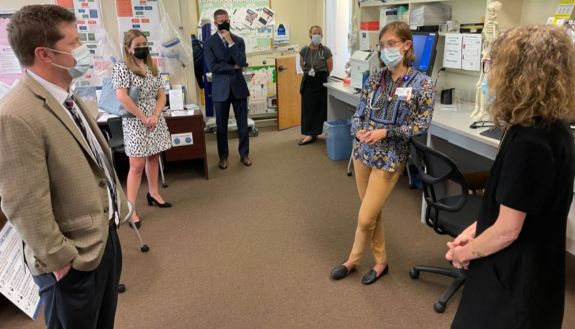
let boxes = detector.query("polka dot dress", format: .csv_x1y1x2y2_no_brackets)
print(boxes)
111,61,172,157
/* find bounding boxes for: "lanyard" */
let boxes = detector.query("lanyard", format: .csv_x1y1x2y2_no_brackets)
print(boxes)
304,46,323,69
367,69,411,110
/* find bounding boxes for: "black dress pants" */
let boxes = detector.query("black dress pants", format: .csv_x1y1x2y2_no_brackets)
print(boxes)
214,93,249,160
32,225,122,329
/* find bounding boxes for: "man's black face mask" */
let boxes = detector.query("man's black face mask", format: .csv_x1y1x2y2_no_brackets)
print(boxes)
217,21,230,31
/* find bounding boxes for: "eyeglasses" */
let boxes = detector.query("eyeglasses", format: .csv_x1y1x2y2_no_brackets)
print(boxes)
377,40,404,50
482,59,492,73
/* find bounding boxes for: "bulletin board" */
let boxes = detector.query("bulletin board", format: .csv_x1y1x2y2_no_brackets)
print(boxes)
246,65,277,114
115,0,162,55
53,0,106,87
0,11,22,93
55,0,105,54
198,0,275,53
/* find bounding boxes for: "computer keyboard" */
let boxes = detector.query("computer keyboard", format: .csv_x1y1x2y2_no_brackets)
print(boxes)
480,126,505,141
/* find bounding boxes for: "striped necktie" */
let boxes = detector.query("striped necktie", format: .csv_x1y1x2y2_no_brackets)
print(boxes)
64,96,88,142
63,96,119,225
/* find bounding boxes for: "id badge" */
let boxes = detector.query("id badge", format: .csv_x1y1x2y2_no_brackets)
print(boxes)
308,68,316,77
395,87,413,101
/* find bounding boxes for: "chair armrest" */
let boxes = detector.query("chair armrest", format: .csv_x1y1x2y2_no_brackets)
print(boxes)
103,130,111,141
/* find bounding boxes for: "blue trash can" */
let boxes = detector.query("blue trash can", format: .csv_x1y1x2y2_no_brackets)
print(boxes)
323,120,353,161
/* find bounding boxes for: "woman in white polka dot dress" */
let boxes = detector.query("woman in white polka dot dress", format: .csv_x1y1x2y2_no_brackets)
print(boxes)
112,29,172,228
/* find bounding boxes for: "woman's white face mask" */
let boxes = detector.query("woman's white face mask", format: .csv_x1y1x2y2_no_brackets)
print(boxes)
380,47,403,68
311,34,322,45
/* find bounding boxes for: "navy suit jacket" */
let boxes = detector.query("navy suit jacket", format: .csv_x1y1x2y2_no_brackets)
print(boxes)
204,32,250,102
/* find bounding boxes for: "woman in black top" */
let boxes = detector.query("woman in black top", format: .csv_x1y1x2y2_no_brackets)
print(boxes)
446,25,575,329
298,25,333,145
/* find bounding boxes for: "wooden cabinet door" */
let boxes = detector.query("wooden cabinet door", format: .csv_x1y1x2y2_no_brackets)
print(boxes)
275,56,303,130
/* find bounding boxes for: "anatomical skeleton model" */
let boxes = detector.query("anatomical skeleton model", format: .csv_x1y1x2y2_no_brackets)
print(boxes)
470,1,502,121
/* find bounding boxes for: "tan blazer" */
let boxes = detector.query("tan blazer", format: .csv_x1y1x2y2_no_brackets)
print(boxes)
0,73,129,276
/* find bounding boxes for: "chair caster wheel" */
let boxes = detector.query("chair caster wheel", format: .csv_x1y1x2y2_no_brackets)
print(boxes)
409,268,420,279
346,172,352,177
162,183,168,188
118,284,126,293
140,245,150,252
434,302,446,313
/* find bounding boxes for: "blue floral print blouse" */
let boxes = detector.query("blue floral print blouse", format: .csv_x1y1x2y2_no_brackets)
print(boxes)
351,68,435,172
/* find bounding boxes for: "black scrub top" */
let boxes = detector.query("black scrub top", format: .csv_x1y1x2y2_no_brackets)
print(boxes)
452,119,575,329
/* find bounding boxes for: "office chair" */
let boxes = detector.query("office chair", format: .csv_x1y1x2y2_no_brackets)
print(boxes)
106,117,167,188
408,137,483,313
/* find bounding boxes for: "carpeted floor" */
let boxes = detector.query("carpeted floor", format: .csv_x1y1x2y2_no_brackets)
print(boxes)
1,126,574,329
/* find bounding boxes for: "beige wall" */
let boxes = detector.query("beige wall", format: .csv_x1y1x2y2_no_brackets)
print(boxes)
272,0,324,48
521,0,557,25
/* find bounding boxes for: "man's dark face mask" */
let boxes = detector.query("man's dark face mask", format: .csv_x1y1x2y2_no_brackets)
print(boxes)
217,21,230,31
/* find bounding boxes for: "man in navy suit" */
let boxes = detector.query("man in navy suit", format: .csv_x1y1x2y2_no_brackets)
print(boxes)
204,9,251,169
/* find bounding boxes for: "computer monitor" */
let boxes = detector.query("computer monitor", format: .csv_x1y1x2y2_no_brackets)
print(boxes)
411,31,438,76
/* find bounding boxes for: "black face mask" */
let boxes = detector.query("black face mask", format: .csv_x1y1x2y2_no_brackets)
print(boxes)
217,21,230,31
133,47,150,59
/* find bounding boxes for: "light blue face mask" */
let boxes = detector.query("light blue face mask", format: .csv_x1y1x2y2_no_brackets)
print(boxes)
311,34,322,45
48,44,92,79
481,77,496,103
380,47,403,68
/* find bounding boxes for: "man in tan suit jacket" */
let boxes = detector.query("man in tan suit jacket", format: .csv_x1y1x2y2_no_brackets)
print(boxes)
0,5,129,329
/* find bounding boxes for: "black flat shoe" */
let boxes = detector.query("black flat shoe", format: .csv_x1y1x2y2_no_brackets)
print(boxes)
361,265,389,285
298,138,314,145
147,193,172,208
330,265,356,280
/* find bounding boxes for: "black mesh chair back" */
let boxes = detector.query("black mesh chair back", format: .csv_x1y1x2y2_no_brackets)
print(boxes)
410,137,479,237
107,117,125,152
408,137,484,313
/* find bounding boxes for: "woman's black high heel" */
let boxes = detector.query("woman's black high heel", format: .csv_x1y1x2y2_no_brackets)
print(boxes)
146,193,172,208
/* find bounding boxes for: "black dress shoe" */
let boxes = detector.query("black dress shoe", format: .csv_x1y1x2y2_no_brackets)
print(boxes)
146,193,172,208
241,156,252,166
218,158,228,169
330,265,356,280
361,265,389,285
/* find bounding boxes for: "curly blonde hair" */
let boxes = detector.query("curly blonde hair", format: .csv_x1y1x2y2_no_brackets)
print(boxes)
488,25,575,127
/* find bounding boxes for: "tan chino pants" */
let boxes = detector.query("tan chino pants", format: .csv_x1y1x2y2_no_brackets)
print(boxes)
348,159,404,266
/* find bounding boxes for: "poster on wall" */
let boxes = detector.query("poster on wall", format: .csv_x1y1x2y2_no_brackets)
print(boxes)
198,0,274,53
0,11,22,97
72,0,104,51
54,0,106,87
53,0,105,55
0,222,42,320
115,0,163,69
246,65,276,114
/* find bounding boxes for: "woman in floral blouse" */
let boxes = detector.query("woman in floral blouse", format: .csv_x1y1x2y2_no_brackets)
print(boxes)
330,21,435,285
